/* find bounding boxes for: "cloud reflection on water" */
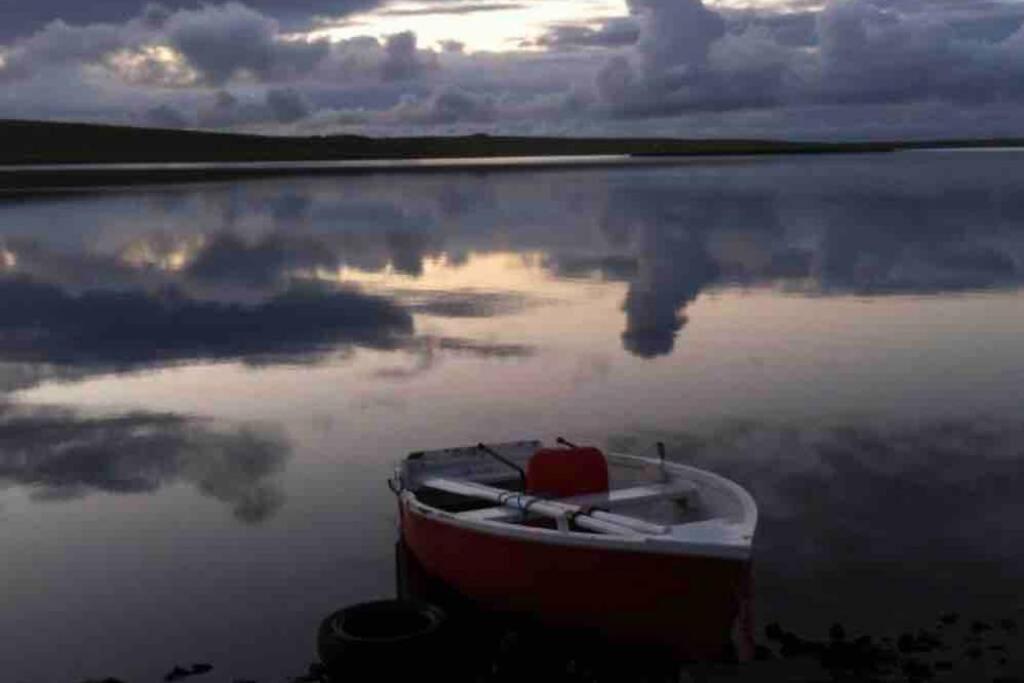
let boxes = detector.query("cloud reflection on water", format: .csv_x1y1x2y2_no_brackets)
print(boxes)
615,416,1024,630
0,404,289,523
620,227,719,358
0,276,413,368
0,229,538,392
2,154,1024,372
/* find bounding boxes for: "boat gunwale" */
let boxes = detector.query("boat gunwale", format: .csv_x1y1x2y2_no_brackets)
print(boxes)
399,450,757,561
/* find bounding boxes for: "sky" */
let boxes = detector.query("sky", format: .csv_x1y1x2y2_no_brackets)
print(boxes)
3,0,1024,139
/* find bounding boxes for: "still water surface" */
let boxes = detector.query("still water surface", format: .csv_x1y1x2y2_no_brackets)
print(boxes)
2,151,1024,681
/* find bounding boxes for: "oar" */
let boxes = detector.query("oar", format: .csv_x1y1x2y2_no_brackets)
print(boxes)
421,477,668,536
421,477,638,535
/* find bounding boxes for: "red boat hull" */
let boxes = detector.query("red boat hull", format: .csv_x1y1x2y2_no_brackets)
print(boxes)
401,500,753,660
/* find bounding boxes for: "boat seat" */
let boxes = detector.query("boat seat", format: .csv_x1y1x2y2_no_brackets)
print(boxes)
526,446,609,498
456,480,698,523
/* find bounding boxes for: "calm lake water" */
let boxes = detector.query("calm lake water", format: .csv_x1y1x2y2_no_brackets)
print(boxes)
2,151,1024,681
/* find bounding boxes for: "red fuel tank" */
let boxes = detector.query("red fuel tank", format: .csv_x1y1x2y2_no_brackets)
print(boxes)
525,447,609,498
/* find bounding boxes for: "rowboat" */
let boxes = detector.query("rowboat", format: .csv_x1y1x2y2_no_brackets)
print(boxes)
391,439,758,660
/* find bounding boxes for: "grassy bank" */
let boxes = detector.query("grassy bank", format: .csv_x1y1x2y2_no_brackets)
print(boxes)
0,119,902,166
3,119,1023,191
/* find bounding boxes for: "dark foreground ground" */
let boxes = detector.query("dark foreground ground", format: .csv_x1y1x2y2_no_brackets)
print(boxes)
76,609,1024,683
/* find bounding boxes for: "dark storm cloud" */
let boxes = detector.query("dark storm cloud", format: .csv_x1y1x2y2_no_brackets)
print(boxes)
0,0,381,41
196,90,245,127
533,18,640,50
805,0,1024,108
947,9,1024,43
0,405,289,523
9,0,1024,137
380,2,525,16
588,0,1024,125
0,3,334,91
266,87,312,123
0,19,129,80
381,31,429,82
395,87,497,124
189,88,318,128
142,103,192,128
0,2,441,96
0,276,413,369
728,11,818,47
628,0,725,74
594,0,790,118
305,34,437,90
164,3,329,85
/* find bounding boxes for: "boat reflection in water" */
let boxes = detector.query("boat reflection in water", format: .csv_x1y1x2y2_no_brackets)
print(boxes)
389,440,757,679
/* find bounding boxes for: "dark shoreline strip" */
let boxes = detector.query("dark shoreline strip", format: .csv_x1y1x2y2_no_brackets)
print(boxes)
0,149,896,192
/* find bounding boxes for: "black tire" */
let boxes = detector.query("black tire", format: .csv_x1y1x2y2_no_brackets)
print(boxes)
317,599,446,677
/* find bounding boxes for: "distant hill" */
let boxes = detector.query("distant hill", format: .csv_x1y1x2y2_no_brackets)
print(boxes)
0,119,904,166
2,119,1023,190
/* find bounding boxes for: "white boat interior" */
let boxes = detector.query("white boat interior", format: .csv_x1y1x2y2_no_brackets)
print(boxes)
396,440,758,560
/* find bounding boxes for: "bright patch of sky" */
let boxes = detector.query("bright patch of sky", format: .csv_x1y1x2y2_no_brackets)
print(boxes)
309,0,821,53
312,0,628,52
